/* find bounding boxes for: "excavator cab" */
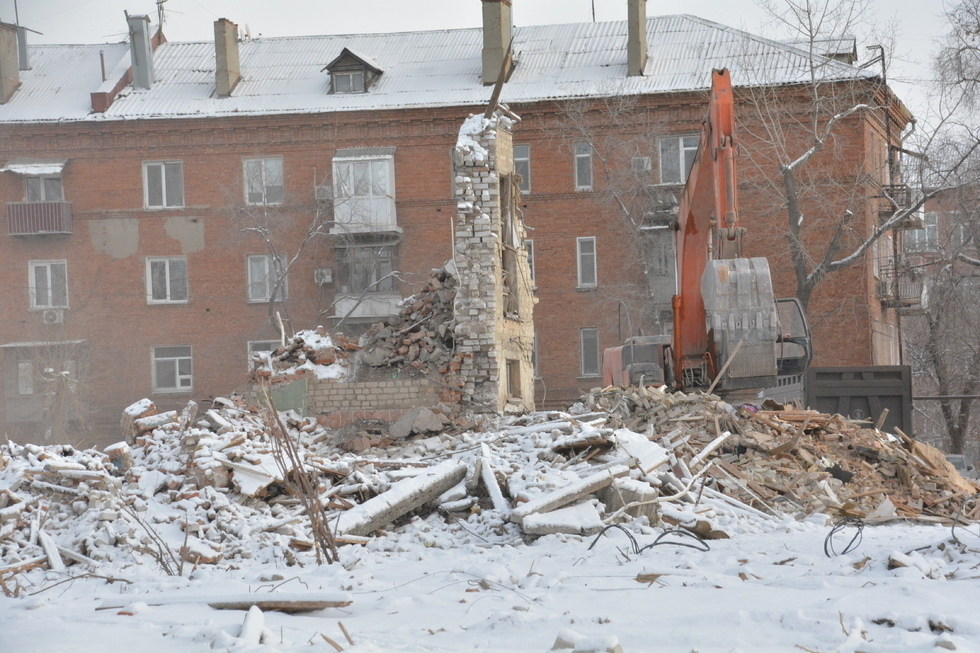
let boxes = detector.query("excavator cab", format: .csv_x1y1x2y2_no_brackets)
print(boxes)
774,297,812,376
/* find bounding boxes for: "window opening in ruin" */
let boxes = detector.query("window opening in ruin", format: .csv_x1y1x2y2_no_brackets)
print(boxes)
152,345,193,393
574,142,593,190
143,161,184,208
577,236,597,288
506,359,522,399
244,157,284,205
29,259,68,309
18,361,32,395
514,144,531,193
659,135,698,184
500,175,521,317
146,256,188,304
525,239,536,287
247,254,288,302
580,327,600,377
26,176,63,202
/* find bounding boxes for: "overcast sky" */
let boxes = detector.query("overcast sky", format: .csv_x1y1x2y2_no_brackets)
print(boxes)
0,0,951,116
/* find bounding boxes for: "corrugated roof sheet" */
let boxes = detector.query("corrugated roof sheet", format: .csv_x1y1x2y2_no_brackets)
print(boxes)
0,15,876,123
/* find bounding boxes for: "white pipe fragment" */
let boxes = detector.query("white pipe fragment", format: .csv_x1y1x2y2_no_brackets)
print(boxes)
238,605,265,645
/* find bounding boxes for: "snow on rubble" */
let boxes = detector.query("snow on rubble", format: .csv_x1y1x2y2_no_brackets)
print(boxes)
3,385,980,652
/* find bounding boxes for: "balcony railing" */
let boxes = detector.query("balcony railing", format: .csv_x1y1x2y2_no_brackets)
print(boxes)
877,265,923,308
7,201,73,235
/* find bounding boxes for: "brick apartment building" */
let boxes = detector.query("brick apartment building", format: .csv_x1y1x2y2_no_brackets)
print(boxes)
0,1,913,446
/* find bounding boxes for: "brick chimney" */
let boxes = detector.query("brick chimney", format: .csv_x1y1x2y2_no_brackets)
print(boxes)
627,0,648,77
128,14,154,89
481,0,512,86
0,23,19,104
214,18,241,97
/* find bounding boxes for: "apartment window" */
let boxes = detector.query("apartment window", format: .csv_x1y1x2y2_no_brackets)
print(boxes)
152,346,192,393
146,257,188,304
337,245,396,294
333,70,365,93
659,135,699,184
580,328,600,377
26,176,63,202
525,239,536,285
248,340,280,370
514,144,531,193
577,237,597,287
244,157,284,205
332,149,397,232
905,212,939,253
574,142,593,190
29,260,68,309
18,361,33,395
247,254,288,302
144,161,184,208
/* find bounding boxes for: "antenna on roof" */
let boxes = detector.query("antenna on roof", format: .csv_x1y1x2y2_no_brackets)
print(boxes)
245,24,252,40
156,0,167,30
591,0,595,22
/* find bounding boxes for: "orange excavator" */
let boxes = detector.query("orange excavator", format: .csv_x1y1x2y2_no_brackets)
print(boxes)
603,69,811,400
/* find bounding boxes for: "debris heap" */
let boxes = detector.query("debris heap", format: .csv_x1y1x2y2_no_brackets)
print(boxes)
357,267,463,376
250,328,357,383
2,386,977,583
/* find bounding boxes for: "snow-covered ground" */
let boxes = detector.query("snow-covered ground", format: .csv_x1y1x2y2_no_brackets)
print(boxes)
4,515,980,653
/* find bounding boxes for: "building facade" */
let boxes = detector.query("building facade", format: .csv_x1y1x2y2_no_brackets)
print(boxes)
0,3,912,446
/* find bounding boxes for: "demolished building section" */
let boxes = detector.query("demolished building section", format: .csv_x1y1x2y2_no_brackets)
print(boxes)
452,112,535,413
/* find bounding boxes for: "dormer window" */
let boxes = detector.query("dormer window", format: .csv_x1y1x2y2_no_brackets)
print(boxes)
323,47,382,95
334,71,364,94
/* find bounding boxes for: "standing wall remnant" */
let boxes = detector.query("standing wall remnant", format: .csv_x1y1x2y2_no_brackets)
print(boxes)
452,112,535,413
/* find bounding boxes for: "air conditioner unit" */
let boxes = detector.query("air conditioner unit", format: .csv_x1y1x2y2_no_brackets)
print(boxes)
42,309,65,325
314,268,332,286
314,185,332,201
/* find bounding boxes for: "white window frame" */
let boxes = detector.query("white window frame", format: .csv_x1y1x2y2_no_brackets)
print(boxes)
659,135,699,184
574,142,593,190
577,237,597,288
580,327,600,378
143,161,184,209
243,157,284,206
145,256,189,304
514,144,531,194
248,340,280,371
152,345,193,394
26,175,63,202
905,212,940,253
631,156,652,176
331,153,397,233
333,70,365,93
28,259,68,309
247,254,288,302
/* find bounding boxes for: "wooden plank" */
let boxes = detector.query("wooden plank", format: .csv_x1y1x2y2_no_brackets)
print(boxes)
98,591,352,613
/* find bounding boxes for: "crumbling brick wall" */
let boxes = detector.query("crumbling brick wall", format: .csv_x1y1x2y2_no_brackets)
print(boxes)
309,378,441,413
452,113,535,413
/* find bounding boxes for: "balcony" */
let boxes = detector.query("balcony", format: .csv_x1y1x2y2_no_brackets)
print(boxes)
877,265,922,309
7,201,73,235
877,184,924,230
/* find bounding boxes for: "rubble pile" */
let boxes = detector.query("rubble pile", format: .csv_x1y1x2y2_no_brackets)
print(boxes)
357,267,463,376
250,328,358,383
2,386,978,581
588,385,979,522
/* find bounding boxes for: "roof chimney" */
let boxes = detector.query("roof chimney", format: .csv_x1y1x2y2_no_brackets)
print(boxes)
627,0,648,77
214,18,241,97
128,14,154,89
16,25,29,70
482,0,512,86
0,23,19,103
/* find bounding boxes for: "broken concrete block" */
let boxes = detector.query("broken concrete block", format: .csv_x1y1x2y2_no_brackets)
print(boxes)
522,500,604,536
599,478,658,521
133,411,177,436
121,399,157,441
332,460,467,536
414,407,446,434
389,408,422,440
104,442,134,474
511,465,629,524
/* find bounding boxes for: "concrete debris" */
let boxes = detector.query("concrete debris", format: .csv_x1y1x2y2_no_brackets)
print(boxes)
1,384,977,577
250,328,358,383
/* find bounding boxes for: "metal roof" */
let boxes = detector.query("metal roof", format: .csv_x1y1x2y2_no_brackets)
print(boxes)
0,15,876,124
